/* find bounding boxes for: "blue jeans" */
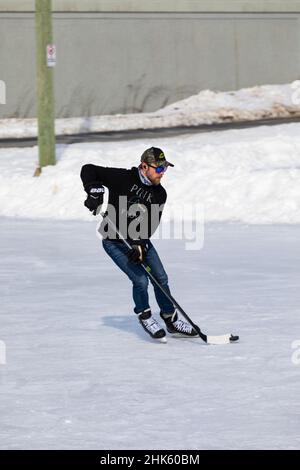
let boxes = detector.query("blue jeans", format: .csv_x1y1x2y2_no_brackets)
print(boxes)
102,239,175,314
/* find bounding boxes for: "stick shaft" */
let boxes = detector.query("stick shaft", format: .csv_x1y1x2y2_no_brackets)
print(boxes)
101,212,207,342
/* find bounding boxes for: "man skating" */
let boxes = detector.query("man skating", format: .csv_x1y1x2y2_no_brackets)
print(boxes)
80,147,198,342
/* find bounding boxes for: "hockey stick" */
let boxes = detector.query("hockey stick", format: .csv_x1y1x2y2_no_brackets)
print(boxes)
99,211,239,345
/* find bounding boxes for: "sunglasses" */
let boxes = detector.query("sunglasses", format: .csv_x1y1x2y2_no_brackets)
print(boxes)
147,164,168,174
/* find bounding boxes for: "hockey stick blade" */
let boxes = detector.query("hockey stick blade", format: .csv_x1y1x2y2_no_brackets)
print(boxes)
193,325,239,345
206,334,239,345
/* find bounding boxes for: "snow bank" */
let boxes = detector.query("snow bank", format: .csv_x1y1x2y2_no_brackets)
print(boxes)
1,82,300,139
0,122,300,224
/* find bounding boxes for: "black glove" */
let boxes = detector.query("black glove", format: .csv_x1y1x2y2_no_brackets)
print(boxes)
84,182,105,216
127,241,148,264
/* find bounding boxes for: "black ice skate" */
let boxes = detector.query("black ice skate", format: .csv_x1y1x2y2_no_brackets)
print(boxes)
160,310,198,337
138,309,167,343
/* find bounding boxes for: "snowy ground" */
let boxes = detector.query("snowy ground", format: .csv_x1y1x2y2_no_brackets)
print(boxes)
1,122,300,224
1,217,299,450
1,81,300,138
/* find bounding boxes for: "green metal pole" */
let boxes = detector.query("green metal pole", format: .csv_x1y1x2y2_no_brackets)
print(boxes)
35,0,55,171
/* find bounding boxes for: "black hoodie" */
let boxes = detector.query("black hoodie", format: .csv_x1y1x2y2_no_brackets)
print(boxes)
80,164,167,241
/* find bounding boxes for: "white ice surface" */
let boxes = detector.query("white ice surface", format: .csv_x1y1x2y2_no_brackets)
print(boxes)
1,217,299,450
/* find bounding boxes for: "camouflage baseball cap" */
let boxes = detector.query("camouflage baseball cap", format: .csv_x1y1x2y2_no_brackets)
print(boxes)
141,147,174,167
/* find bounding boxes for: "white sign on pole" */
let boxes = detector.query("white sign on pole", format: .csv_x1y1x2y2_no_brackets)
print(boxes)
47,44,56,67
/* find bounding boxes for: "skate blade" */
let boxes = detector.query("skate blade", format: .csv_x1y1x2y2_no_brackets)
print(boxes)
157,336,167,343
169,333,198,339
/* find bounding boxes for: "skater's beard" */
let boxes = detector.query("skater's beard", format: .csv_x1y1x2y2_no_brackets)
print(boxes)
141,166,164,186
148,174,163,185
